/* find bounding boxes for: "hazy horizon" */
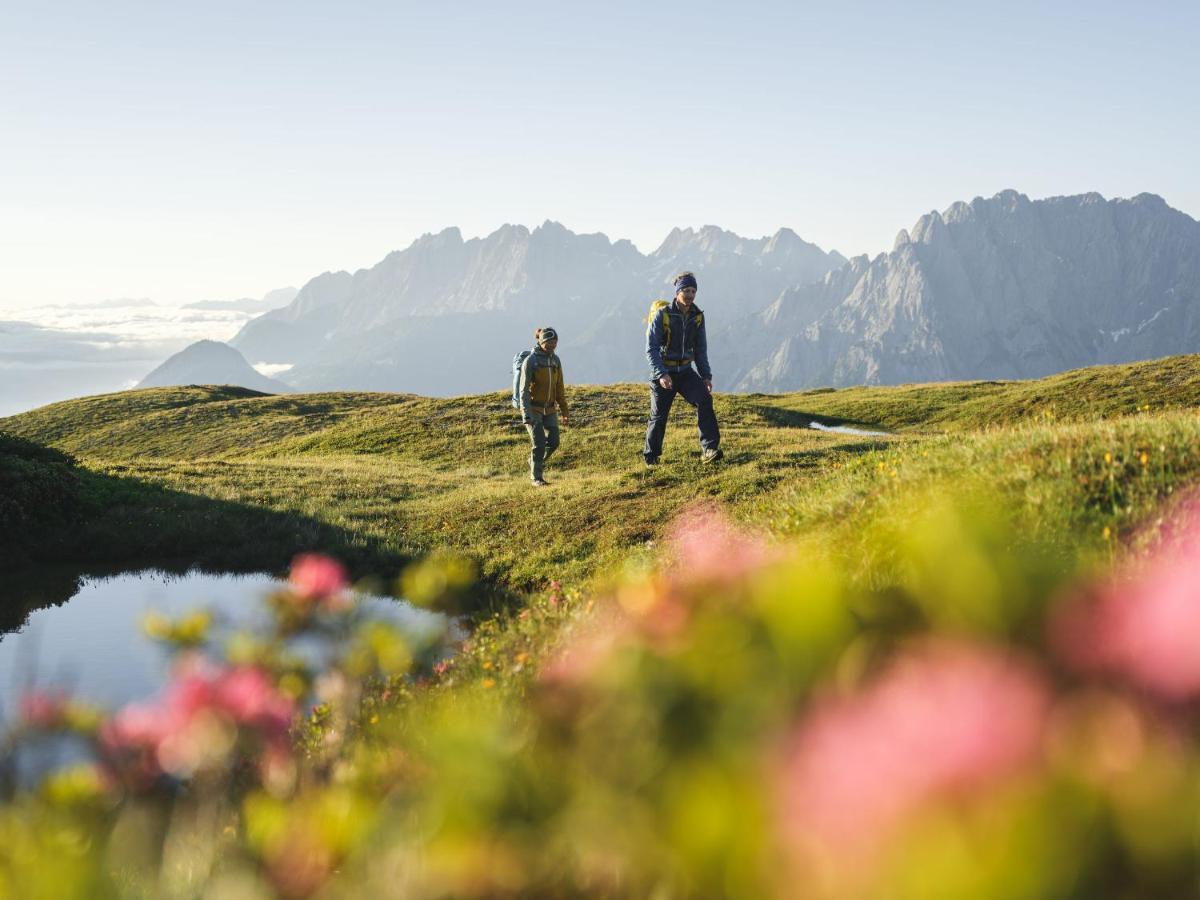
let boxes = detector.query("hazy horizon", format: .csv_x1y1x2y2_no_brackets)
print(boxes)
4,1,1199,309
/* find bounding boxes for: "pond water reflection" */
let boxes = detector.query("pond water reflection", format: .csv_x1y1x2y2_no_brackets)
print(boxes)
0,569,445,717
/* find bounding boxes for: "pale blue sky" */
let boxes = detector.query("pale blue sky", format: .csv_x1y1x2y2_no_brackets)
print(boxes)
2,1,1198,306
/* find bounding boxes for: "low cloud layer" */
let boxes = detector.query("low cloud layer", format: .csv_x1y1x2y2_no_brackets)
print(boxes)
0,301,262,416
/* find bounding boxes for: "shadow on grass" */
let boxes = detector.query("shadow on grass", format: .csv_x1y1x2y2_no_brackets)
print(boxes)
785,440,893,466
3,463,514,632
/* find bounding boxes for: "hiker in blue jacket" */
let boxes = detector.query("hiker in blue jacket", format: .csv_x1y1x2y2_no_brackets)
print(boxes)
643,271,722,466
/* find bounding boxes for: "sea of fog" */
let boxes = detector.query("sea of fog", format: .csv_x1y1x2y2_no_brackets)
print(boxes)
0,299,276,416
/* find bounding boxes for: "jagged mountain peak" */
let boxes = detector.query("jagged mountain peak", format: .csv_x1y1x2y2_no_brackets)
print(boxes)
992,188,1031,209
415,226,464,246
943,201,973,225
1129,192,1169,209
909,209,947,244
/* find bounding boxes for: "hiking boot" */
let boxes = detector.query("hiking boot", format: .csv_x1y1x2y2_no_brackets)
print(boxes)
701,447,724,464
643,455,659,468
531,478,550,487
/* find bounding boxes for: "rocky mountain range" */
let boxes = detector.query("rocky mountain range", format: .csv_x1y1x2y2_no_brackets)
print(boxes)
138,191,1200,397
723,191,1200,390
228,222,844,394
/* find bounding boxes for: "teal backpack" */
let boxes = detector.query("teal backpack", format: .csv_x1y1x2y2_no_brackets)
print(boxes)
511,350,531,409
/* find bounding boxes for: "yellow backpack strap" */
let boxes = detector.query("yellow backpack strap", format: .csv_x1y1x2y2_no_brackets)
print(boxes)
646,299,672,348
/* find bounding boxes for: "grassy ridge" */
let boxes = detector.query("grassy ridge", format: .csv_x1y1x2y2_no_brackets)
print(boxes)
2,356,1199,597
764,353,1200,431
3,386,902,588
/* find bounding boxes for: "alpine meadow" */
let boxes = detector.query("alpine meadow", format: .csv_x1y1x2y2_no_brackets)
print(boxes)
6,2,1200,896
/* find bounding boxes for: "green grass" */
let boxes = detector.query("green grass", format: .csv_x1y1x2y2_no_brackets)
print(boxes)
760,353,1200,431
3,354,1199,608
1,385,901,591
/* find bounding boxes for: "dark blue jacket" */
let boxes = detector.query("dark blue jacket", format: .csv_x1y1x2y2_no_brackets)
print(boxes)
646,301,711,382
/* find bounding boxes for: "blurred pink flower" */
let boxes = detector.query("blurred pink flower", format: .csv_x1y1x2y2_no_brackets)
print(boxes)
777,641,1049,863
100,702,171,785
101,665,295,780
1051,512,1200,700
539,613,624,690
289,553,350,601
213,667,294,737
667,503,772,585
19,690,69,730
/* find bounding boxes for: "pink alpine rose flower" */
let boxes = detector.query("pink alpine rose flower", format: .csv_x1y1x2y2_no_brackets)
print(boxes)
667,504,772,585
19,690,69,730
1051,511,1200,700
776,640,1049,865
289,553,350,603
100,664,295,781
214,666,295,738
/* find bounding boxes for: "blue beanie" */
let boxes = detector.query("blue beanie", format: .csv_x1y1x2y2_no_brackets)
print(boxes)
674,273,698,293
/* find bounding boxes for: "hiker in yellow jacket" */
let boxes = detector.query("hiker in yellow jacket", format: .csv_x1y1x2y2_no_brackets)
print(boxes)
518,327,569,487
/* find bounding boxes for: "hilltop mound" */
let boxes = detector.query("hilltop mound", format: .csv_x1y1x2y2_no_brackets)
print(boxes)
137,340,293,393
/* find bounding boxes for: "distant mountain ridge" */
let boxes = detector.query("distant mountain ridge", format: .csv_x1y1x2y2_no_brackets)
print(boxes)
229,222,844,394
207,193,1200,396
724,191,1200,390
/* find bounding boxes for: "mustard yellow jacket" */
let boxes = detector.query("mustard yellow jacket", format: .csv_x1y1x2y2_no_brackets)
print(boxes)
518,347,568,418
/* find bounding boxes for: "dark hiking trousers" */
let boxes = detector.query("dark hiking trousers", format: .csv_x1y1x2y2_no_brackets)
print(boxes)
642,367,720,461
525,411,560,481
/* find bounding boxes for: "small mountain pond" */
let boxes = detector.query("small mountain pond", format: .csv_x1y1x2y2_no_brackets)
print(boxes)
0,569,447,717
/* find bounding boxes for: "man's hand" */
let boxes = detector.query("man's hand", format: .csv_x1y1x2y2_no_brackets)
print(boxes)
705,379,713,394
560,413,569,425
658,375,673,390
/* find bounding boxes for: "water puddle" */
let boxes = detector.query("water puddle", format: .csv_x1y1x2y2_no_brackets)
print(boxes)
0,569,445,716
808,421,890,437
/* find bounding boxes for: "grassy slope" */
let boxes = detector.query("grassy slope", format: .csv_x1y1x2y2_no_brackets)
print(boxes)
1,385,898,589
766,353,1200,431
3,355,1199,600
